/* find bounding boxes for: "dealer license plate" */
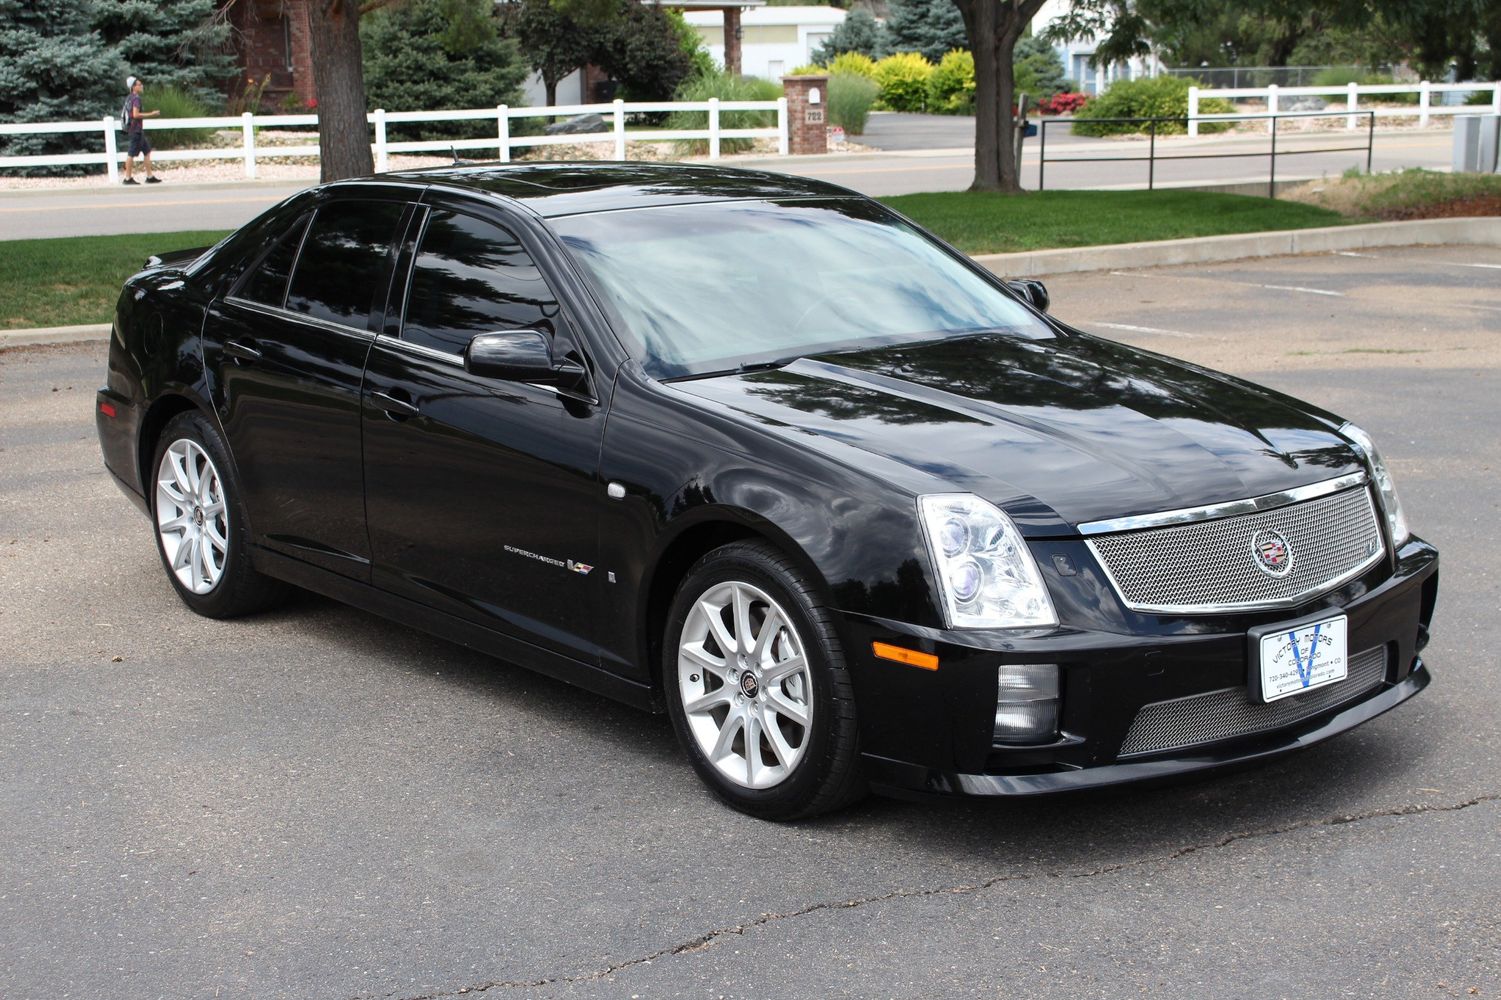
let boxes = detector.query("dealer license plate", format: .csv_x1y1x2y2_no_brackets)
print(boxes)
1256,614,1348,703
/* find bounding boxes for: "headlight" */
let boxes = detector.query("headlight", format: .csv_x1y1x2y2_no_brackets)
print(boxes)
1340,422,1410,547
918,494,1057,629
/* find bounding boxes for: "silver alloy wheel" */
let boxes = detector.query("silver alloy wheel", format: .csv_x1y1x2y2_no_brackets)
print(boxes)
677,580,813,790
155,438,229,596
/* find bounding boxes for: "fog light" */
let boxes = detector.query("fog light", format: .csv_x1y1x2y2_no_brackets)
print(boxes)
994,663,1059,744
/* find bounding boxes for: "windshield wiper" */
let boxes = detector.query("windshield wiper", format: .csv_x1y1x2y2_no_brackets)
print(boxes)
666,357,799,381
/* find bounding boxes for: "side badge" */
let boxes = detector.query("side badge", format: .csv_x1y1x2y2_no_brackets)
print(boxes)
567,559,594,576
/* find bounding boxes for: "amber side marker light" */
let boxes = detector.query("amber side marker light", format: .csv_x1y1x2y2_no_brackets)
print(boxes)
872,642,939,671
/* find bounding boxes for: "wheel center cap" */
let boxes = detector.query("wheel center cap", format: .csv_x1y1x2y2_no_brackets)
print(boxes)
194,507,205,527
739,671,760,698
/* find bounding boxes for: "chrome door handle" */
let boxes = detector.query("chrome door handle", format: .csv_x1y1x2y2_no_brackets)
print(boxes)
370,389,419,418
224,339,262,363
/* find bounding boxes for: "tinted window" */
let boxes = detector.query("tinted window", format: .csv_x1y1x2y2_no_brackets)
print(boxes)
236,212,310,308
552,199,1053,378
401,211,561,355
285,201,406,328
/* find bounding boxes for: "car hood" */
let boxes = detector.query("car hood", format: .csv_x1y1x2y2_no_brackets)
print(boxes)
672,333,1365,536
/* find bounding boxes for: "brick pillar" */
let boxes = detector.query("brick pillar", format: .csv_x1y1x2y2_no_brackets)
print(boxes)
287,0,315,107
723,7,742,77
781,75,828,155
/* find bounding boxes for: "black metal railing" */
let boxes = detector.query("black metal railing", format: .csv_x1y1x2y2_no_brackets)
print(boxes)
1036,111,1377,197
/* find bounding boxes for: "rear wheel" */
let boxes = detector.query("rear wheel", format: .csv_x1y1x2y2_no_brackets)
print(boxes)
664,542,864,819
151,411,287,618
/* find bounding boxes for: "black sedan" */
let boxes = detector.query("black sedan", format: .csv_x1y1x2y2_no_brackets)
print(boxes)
96,164,1438,819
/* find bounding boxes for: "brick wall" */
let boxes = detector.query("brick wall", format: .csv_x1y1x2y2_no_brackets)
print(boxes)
226,0,314,111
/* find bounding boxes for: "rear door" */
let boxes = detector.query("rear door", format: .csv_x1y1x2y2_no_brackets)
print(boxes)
360,202,609,664
205,191,411,579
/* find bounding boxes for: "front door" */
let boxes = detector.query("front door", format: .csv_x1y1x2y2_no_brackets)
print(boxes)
360,207,607,663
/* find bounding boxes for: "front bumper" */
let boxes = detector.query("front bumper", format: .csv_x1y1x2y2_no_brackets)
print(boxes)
837,537,1439,798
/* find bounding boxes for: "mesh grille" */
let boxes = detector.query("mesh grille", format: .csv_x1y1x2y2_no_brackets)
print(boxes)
1118,646,1388,757
1088,487,1383,612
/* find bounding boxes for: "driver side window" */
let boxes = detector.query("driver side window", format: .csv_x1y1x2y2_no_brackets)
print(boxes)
401,211,561,356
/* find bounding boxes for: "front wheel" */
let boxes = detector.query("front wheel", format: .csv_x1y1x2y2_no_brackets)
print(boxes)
664,542,864,820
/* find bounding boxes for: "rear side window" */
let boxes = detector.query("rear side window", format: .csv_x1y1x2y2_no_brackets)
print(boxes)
236,212,311,308
401,210,561,356
286,200,406,329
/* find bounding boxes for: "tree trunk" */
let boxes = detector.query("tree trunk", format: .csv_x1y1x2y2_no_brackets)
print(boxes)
955,0,1044,194
995,22,1022,194
308,0,373,182
545,78,558,107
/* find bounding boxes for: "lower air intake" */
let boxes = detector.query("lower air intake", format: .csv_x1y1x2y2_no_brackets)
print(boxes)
1118,646,1388,758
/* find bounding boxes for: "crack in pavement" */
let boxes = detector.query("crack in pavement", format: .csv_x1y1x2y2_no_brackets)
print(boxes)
365,792,1499,1000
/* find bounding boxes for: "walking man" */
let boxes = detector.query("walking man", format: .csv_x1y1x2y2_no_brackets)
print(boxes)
122,76,161,185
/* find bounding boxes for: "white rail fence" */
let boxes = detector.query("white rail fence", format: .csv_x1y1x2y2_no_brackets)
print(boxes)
1188,80,1501,137
0,98,790,182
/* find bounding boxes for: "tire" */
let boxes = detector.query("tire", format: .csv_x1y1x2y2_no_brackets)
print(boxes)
150,410,288,619
664,541,865,820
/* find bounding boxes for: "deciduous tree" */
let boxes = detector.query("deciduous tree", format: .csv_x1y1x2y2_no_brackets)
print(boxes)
949,0,1048,193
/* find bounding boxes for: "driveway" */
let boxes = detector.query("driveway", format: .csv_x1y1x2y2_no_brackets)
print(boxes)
1,246,1497,999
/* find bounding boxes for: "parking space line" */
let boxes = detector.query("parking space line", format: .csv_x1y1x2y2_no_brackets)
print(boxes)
1107,270,1348,298
1260,284,1345,297
1093,321,1198,338
1331,250,1501,271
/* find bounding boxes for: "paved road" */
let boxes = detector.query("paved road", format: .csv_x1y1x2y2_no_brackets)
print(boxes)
0,123,1454,240
1,246,1497,999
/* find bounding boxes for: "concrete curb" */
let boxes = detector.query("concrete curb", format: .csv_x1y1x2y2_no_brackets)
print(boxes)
0,324,110,349
4,217,1497,348
975,217,1501,277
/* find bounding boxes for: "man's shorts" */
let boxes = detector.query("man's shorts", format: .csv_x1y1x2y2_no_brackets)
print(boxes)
128,131,151,157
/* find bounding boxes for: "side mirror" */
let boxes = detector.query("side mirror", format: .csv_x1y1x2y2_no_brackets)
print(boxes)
465,331,586,389
1006,279,1049,313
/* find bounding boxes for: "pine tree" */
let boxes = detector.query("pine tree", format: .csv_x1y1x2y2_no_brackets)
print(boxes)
885,0,967,64
811,10,889,63
362,0,529,140
93,0,237,107
0,0,125,170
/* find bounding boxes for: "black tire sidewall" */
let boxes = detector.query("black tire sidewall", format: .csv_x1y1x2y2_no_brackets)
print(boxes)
663,543,856,819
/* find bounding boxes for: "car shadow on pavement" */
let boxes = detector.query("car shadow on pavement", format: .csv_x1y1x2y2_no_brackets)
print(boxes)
268,589,1436,875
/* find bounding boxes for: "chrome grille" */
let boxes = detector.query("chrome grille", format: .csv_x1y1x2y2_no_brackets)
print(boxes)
1087,486,1383,613
1118,645,1387,757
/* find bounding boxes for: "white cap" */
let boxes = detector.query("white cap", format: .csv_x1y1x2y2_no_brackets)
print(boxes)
126,76,138,90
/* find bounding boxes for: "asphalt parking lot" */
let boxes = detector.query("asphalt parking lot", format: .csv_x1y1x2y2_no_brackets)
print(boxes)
2,245,1498,1000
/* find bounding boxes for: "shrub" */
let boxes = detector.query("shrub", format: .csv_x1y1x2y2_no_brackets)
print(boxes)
1465,88,1498,106
827,72,880,135
1309,67,1417,105
1036,91,1088,116
874,52,932,112
926,49,975,115
142,85,218,150
826,51,879,81
789,64,824,76
1072,75,1235,136
668,71,782,154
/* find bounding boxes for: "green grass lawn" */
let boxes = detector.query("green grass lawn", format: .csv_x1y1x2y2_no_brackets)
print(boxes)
0,230,229,331
879,189,1348,255
0,189,1349,330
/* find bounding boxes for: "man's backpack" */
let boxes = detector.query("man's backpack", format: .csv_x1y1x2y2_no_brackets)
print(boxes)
120,97,132,133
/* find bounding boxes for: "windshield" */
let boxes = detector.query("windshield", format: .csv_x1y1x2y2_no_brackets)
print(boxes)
550,198,1053,379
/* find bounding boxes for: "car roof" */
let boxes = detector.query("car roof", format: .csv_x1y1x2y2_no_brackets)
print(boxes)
373,162,858,218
